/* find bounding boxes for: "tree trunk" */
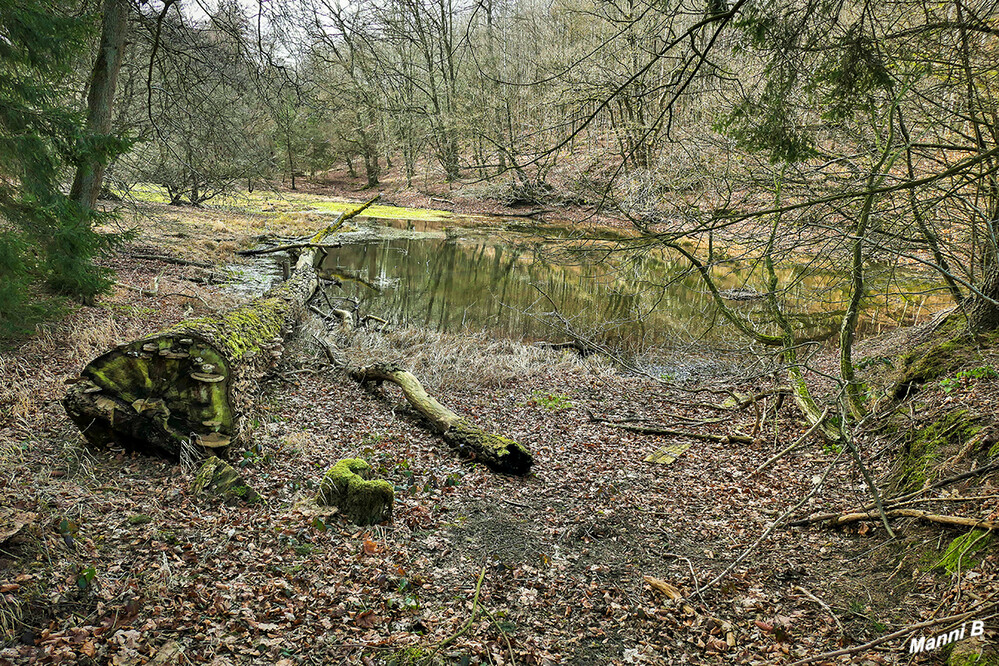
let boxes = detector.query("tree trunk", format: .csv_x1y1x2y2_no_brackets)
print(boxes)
348,363,533,475
968,261,999,331
70,0,128,208
63,197,379,458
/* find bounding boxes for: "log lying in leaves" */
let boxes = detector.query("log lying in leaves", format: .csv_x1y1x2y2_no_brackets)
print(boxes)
588,412,754,444
349,363,533,475
63,196,379,458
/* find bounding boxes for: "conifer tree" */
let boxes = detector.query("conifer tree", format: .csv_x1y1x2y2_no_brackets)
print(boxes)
0,0,126,338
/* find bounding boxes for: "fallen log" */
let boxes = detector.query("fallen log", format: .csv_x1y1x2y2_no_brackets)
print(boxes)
789,508,998,531
588,412,754,444
348,363,533,475
63,196,380,458
535,340,596,356
236,241,340,257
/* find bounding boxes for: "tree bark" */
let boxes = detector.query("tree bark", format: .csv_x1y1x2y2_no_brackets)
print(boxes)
70,0,128,208
968,261,999,332
348,363,533,475
63,197,379,458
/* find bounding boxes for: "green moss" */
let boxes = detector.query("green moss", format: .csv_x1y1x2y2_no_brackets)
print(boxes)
896,410,982,491
127,514,152,525
937,529,992,575
317,458,393,526
445,420,533,475
84,336,234,441
192,456,261,504
169,296,287,360
894,316,999,399
948,641,999,665
308,200,454,223
529,391,573,410
384,647,440,666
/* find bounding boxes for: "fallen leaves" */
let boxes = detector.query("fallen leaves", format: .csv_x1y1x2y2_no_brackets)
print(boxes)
0,508,35,544
4,219,998,666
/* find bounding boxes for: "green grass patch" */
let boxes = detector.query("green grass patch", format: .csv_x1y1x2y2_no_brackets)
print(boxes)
527,391,573,411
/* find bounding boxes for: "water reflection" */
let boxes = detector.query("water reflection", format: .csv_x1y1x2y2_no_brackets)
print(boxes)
319,220,948,356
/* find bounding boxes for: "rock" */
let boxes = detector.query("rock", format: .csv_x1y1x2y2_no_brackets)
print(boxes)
191,456,261,504
317,458,393,526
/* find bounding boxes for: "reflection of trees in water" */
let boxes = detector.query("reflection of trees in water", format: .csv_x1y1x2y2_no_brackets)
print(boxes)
321,235,943,353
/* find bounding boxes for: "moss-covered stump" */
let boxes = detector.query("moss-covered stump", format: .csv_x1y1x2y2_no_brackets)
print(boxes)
317,458,393,526
348,363,533,475
63,197,379,459
948,636,998,666
192,456,261,503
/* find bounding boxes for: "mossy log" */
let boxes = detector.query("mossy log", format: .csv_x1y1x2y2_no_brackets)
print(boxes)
317,458,393,525
348,363,533,475
63,196,379,458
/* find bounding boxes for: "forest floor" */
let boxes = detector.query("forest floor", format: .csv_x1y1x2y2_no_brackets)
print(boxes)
1,194,997,665
272,164,635,229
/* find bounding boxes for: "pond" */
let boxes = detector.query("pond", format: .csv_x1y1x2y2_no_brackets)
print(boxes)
311,213,948,365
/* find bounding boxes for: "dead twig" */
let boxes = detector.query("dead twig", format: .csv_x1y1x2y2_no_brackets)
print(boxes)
789,508,997,531
755,408,829,475
697,449,846,595
480,603,517,665
786,603,997,666
588,412,753,444
434,563,487,655
664,552,707,606
789,459,999,526
793,585,844,637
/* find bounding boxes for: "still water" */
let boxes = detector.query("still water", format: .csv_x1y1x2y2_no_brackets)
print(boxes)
315,216,946,359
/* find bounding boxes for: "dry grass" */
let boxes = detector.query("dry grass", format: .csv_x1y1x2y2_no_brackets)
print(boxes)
55,435,98,482
320,322,617,392
0,438,24,472
0,355,38,426
0,593,23,645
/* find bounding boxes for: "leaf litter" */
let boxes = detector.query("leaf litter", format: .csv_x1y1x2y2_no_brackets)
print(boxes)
1,205,997,665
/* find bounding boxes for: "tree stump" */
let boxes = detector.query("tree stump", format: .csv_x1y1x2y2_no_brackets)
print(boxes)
191,456,261,503
317,458,393,526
